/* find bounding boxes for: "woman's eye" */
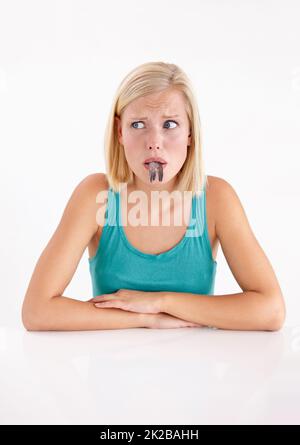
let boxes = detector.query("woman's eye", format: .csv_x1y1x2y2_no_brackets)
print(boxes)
164,120,178,129
131,120,178,129
131,121,144,129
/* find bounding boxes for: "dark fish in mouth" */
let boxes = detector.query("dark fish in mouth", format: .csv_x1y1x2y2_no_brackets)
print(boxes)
147,161,164,182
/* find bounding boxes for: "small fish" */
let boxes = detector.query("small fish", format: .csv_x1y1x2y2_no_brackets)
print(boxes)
158,164,163,181
148,161,164,182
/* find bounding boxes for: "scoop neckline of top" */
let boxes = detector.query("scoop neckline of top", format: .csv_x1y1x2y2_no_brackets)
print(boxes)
116,189,197,259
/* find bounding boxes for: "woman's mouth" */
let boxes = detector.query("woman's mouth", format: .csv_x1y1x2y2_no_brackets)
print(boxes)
143,162,167,170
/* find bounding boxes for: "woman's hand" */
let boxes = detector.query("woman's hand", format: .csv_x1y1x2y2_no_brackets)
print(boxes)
88,288,164,314
89,289,204,328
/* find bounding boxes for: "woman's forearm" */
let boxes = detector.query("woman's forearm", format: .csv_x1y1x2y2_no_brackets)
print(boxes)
160,290,285,331
22,295,148,331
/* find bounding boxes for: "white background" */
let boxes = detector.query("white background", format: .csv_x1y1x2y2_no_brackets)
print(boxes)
0,0,300,426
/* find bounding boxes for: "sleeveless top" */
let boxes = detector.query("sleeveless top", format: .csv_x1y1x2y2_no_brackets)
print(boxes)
88,176,217,297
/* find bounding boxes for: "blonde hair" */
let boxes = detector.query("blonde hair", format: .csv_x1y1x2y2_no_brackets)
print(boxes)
103,61,207,196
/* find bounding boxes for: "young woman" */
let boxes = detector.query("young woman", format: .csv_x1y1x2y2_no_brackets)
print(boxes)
21,61,286,331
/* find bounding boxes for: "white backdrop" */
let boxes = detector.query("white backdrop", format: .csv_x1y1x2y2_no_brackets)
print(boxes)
0,0,299,329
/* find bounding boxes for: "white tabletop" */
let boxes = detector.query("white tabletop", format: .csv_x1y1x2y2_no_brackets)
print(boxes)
1,324,300,425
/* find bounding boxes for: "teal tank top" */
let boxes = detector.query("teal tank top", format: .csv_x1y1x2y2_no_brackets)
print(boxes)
88,177,217,297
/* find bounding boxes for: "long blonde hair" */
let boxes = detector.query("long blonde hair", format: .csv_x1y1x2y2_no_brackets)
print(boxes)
103,61,207,196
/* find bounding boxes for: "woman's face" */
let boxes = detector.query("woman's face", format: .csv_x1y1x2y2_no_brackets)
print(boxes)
115,88,191,188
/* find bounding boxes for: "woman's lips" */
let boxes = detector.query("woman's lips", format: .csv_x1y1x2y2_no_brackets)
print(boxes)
144,163,167,170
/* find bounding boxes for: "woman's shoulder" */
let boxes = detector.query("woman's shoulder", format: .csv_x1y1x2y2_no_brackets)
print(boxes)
78,172,110,200
206,175,237,206
205,175,235,234
206,174,231,191
81,172,109,189
206,175,240,205
205,174,230,206
206,174,247,238
73,173,110,229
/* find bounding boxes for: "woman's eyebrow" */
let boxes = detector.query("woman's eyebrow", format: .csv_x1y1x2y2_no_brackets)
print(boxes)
128,114,180,119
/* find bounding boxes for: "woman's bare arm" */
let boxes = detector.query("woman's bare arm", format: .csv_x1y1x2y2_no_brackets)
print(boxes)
23,294,148,331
